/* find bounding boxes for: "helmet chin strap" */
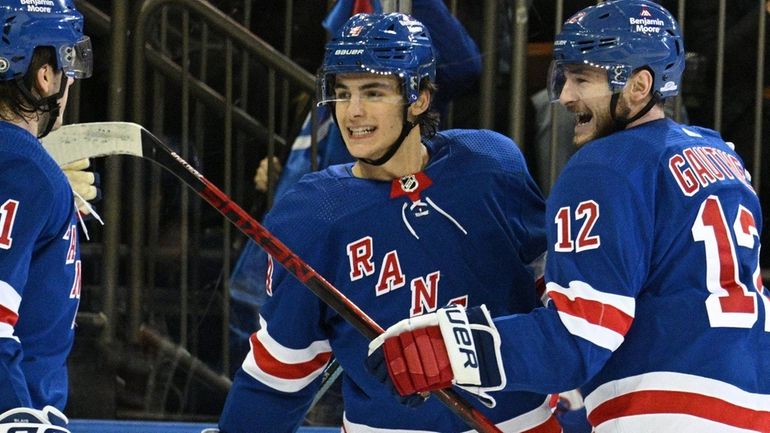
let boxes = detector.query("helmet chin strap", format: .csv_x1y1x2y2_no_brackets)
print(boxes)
332,104,419,167
15,73,67,138
610,92,658,132
358,106,417,166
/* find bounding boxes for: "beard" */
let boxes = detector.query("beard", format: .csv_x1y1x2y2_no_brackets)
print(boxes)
574,94,632,147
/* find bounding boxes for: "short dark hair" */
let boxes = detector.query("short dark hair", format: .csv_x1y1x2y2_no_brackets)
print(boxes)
0,46,57,121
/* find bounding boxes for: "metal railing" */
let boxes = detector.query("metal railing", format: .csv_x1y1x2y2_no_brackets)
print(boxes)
69,0,316,418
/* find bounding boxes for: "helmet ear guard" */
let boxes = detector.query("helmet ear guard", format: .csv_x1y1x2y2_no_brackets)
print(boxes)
548,0,684,102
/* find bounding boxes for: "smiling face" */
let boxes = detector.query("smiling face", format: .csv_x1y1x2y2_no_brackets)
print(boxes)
558,64,631,147
332,73,408,161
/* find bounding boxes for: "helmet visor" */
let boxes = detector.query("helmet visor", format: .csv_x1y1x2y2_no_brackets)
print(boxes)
547,60,624,102
547,61,566,102
316,71,405,107
59,36,92,79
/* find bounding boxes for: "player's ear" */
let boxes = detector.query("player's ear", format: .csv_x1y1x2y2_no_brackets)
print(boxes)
628,69,654,103
32,63,55,96
409,89,431,117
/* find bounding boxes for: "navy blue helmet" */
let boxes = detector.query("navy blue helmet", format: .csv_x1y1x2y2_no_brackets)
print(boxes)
0,0,92,81
548,0,684,101
317,12,436,105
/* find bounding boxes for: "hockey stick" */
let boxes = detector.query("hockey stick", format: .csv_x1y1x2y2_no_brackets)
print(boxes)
42,122,503,433
308,358,343,412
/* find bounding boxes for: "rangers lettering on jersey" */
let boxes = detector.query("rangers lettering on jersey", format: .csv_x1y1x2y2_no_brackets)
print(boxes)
346,235,445,316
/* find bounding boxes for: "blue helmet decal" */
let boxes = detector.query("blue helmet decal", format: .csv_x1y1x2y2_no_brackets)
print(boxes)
0,0,92,81
317,13,436,105
549,0,684,100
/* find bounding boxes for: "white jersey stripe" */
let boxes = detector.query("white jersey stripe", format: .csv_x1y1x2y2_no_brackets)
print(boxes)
594,414,759,433
241,315,332,392
0,279,21,315
546,280,635,316
343,397,559,433
242,346,326,393
255,315,331,362
556,312,625,351
586,372,770,411
0,322,19,342
586,372,770,431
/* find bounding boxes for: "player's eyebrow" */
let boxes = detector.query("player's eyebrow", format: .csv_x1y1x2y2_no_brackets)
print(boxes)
564,64,603,78
334,81,396,92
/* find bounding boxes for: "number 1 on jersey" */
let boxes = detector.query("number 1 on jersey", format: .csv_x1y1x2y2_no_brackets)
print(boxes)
692,195,767,330
0,199,19,250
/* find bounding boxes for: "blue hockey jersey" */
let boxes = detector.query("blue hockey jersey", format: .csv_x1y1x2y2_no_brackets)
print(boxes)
494,119,770,432
0,122,81,412
220,129,560,432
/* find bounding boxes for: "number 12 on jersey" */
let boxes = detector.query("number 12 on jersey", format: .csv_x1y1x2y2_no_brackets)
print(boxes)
692,195,769,331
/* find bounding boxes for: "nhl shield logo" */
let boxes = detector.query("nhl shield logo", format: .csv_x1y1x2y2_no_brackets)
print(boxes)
399,175,419,193
390,172,432,201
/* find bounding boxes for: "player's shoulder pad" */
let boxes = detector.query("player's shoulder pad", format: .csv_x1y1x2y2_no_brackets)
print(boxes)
430,129,526,173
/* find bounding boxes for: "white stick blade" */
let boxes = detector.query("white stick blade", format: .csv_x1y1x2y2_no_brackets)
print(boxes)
41,122,145,165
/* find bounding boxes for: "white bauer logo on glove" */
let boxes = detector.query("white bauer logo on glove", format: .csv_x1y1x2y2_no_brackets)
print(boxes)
437,304,507,408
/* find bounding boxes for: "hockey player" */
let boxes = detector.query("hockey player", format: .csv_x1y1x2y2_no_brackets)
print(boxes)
228,0,483,376
0,0,92,431
218,12,561,433
366,1,770,432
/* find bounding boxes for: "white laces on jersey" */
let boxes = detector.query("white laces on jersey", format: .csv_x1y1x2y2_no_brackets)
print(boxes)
72,190,104,241
400,196,468,240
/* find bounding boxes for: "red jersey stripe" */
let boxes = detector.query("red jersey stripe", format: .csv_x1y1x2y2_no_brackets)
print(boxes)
549,290,633,335
589,389,770,431
0,304,18,326
250,333,332,380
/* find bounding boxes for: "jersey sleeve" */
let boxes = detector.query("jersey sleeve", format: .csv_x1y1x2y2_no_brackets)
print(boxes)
219,183,335,433
507,154,547,276
0,157,58,409
496,157,654,392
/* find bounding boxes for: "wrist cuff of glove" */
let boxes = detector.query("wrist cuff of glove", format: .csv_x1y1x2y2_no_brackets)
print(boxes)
436,304,483,386
437,304,506,408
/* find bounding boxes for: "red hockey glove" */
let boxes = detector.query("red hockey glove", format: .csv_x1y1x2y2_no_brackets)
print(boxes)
366,304,506,408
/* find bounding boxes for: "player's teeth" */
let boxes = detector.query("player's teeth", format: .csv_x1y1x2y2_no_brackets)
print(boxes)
350,127,374,136
576,113,591,124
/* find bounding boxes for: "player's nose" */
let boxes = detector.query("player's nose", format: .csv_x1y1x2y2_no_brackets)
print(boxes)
345,94,366,117
559,79,579,105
